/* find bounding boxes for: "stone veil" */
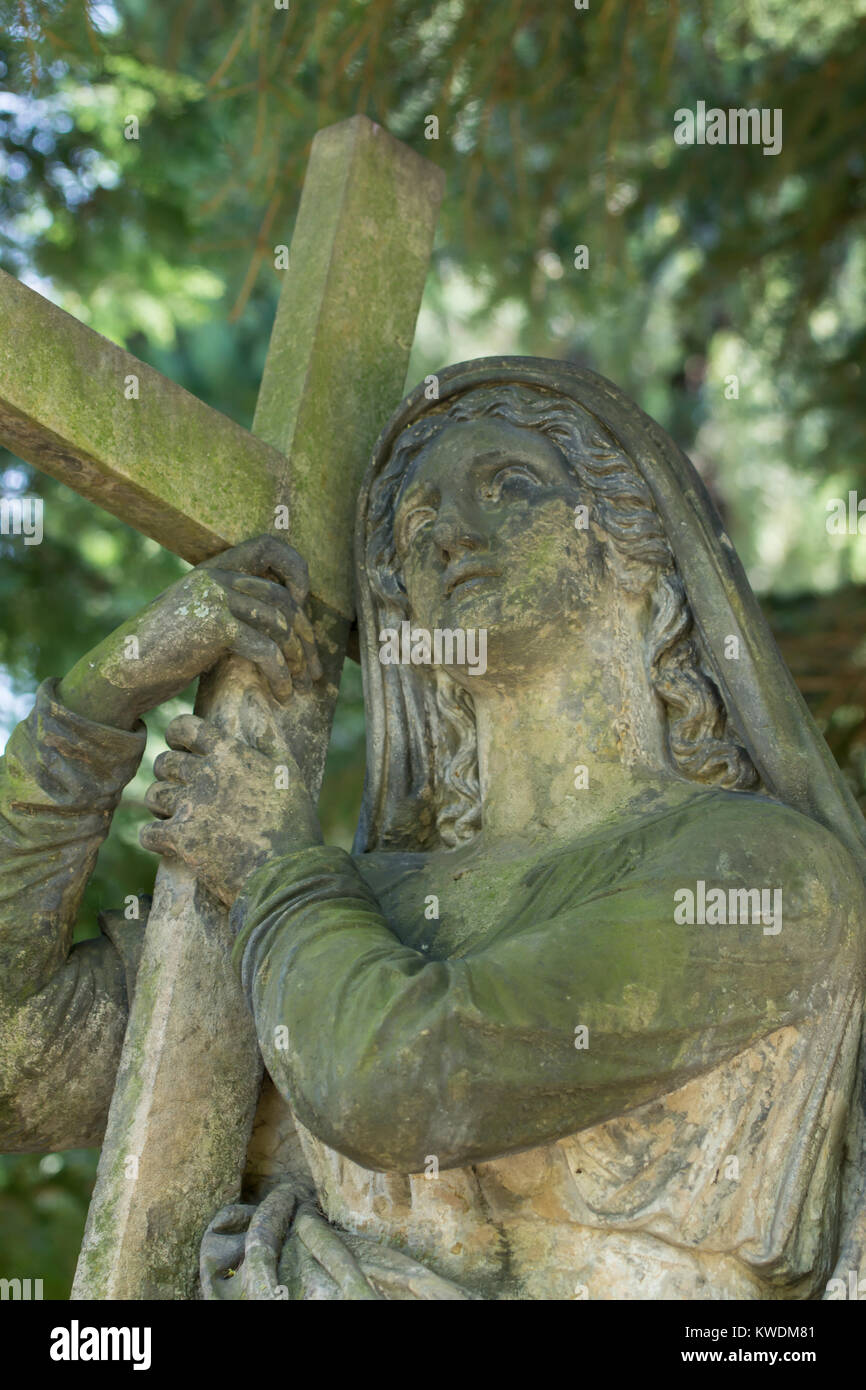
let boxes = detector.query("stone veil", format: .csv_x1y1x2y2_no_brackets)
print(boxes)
202,357,866,1301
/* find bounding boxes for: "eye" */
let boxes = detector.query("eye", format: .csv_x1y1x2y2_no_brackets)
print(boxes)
479,463,540,502
397,504,436,554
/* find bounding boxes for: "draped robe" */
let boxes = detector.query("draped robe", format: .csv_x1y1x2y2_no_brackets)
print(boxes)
2,679,864,1299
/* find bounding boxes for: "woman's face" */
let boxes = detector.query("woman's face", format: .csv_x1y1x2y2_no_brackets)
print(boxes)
392,416,605,683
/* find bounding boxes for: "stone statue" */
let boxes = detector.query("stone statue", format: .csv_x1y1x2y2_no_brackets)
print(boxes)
1,357,864,1301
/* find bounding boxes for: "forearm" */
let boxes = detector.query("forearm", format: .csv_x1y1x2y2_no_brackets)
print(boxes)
58,632,147,731
231,846,464,1169
230,847,684,1171
57,592,193,730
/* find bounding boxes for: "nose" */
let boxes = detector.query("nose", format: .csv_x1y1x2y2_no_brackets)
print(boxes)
431,508,484,566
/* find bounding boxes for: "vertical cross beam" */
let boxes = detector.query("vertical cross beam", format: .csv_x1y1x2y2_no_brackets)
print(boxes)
71,115,443,1299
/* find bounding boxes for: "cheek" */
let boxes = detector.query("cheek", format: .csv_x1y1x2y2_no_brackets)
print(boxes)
499,500,599,610
504,494,586,559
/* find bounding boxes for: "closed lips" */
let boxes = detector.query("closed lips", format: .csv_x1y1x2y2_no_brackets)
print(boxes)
444,566,498,595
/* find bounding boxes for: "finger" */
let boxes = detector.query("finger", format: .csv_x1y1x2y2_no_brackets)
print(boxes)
226,593,291,649
208,1205,254,1237
228,574,299,613
144,781,180,817
139,820,175,856
280,605,322,682
153,749,197,782
230,575,320,648
293,623,322,683
252,536,310,601
203,536,309,605
230,579,322,680
165,713,223,756
198,567,308,624
227,621,294,703
281,630,309,683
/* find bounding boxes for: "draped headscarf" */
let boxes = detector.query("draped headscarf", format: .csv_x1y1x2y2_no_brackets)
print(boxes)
350,355,866,1285
352,355,866,881
348,355,866,1289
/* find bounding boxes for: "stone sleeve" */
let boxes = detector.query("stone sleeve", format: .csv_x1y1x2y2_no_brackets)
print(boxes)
0,678,147,1152
230,836,865,1174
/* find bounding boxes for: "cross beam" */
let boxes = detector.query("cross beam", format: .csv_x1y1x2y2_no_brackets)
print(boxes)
0,272,285,566
1,115,443,628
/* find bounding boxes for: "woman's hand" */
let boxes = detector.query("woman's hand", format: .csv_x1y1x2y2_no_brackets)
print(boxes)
140,713,322,906
58,535,321,731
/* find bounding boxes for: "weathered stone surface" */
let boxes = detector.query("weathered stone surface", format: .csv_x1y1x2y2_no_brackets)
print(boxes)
70,115,443,1300
203,356,865,1299
3,350,865,1301
0,270,286,565
254,113,445,619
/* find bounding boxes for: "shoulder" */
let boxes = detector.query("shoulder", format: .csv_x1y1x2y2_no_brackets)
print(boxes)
658,789,866,958
664,788,860,878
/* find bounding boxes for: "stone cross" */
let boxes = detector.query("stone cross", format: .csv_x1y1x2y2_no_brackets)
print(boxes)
0,115,443,1299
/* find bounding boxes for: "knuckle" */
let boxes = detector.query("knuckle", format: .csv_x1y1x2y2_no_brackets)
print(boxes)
266,535,308,580
167,715,203,750
189,570,228,607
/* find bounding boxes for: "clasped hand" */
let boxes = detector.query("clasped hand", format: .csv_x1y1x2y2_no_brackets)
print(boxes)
140,713,322,907
124,534,325,905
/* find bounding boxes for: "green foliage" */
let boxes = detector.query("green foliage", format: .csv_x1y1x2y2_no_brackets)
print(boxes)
0,1150,99,1299
2,1,864,479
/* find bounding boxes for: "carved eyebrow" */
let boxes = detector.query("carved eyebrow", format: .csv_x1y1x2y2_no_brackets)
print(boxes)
396,440,558,516
394,475,437,521
468,447,563,476
467,448,539,469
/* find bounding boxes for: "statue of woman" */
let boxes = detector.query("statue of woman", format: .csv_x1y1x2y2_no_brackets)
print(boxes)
2,358,864,1300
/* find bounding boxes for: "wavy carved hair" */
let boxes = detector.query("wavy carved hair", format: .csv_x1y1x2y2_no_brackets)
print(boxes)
364,383,758,849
